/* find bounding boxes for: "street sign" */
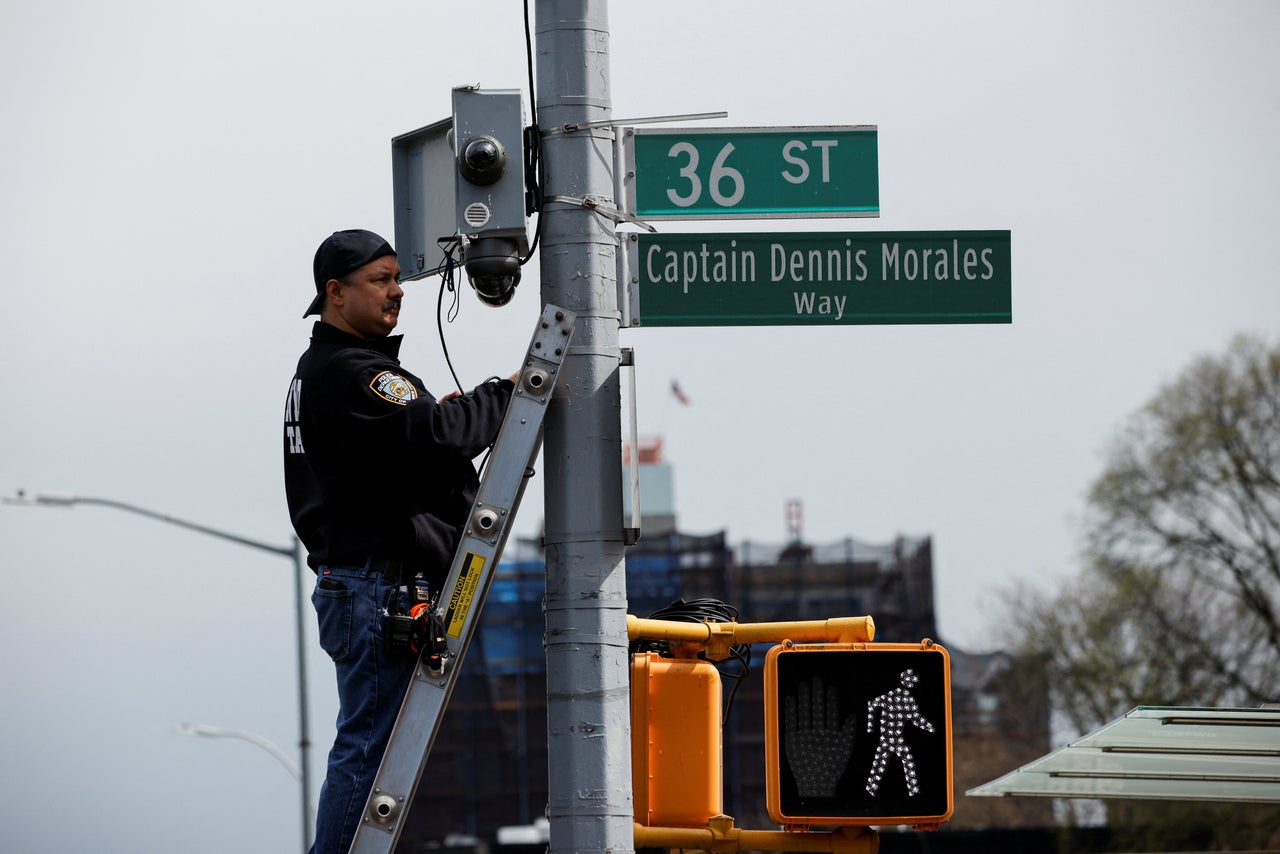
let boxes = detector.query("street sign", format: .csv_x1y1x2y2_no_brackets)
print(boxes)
764,641,953,830
625,230,1011,327
623,126,878,220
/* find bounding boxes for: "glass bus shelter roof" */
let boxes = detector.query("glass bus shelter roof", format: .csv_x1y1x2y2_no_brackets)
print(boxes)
968,706,1280,803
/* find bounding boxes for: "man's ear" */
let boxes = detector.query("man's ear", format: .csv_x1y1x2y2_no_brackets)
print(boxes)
325,278,344,307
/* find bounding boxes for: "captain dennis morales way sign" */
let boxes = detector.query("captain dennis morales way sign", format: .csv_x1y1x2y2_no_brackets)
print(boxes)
626,230,1011,327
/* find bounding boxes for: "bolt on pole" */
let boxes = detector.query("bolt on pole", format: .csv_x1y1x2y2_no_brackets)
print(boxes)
534,2,635,853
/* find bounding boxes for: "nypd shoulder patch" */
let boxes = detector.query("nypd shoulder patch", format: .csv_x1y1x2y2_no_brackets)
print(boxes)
370,371,419,405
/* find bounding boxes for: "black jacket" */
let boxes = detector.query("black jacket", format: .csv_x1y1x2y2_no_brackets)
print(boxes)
283,322,513,581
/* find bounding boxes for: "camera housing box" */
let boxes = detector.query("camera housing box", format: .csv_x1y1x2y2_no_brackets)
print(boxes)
452,87,529,255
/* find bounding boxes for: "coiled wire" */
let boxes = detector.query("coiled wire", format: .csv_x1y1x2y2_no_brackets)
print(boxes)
630,598,752,726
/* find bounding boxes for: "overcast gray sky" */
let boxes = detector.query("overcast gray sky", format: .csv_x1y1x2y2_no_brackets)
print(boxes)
3,2,1277,852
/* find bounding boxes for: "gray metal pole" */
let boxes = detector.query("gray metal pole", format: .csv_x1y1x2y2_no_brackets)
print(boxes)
292,536,314,852
534,3,634,854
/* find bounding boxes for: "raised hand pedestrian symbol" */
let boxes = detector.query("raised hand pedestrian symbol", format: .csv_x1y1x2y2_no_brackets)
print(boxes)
783,675,856,798
865,668,934,797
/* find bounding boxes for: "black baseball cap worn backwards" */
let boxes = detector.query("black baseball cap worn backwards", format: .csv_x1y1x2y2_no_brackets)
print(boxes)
305,229,397,317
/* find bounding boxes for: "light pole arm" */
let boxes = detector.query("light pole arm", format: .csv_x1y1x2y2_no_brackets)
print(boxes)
178,723,303,781
10,491,294,557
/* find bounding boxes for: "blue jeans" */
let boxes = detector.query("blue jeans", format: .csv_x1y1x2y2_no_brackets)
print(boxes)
310,565,418,854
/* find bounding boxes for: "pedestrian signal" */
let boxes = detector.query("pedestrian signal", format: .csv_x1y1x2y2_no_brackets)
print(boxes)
764,641,953,829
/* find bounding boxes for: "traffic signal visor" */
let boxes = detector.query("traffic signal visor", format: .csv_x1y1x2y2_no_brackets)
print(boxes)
764,641,953,830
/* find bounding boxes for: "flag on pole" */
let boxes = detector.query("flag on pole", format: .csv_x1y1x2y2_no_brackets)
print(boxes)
671,380,691,405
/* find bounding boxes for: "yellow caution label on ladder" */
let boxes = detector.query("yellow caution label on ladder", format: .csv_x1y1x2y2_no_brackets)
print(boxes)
444,552,486,639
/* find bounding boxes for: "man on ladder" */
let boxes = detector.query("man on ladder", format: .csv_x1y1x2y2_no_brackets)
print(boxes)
283,229,516,854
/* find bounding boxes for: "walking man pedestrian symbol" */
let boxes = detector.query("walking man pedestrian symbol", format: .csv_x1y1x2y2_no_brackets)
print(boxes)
865,668,935,797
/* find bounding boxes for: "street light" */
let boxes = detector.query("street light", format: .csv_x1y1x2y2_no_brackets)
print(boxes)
5,490,314,852
178,723,303,781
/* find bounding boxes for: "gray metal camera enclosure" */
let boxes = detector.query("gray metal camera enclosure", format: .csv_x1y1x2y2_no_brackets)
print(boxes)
452,87,529,254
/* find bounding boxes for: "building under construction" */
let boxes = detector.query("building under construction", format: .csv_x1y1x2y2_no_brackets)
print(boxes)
400,441,1050,845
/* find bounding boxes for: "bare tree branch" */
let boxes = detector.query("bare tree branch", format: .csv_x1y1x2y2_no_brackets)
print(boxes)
997,335,1280,741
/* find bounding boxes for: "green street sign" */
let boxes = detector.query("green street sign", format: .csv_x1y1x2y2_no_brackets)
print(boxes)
623,126,878,220
626,231,1011,327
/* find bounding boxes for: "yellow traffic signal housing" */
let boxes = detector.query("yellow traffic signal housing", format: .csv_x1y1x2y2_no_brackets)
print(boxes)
764,640,953,830
630,652,723,827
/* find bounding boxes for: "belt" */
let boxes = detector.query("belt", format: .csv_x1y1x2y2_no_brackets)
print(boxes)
367,555,410,581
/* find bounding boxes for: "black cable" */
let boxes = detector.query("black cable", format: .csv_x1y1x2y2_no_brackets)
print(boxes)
522,130,544,263
630,598,753,726
642,597,741,627
524,0,536,130
520,0,544,265
717,643,752,727
436,241,464,395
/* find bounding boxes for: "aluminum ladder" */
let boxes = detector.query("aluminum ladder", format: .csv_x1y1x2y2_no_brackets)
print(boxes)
347,304,575,854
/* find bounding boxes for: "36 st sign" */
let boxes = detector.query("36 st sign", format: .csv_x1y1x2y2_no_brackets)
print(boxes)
623,126,878,219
